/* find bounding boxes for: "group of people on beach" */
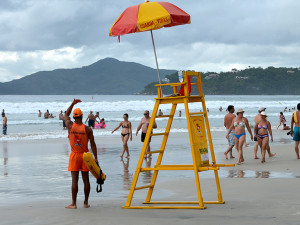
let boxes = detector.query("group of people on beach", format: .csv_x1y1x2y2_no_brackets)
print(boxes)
111,110,157,159
224,103,300,165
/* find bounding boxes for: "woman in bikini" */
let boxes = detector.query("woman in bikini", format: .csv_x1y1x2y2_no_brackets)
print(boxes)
226,108,253,165
254,111,273,163
112,113,132,158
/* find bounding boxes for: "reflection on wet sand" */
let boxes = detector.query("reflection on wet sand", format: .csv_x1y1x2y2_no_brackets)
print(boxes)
228,170,271,178
3,141,8,176
121,158,131,190
142,157,152,183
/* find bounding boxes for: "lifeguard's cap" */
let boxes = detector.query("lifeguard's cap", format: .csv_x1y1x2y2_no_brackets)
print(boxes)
73,108,83,117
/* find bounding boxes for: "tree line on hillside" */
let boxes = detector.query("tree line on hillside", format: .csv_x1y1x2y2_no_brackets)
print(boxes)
141,67,300,95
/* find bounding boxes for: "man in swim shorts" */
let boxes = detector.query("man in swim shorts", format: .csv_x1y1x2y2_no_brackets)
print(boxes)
85,111,95,128
136,110,157,157
65,99,98,209
224,105,236,159
2,112,7,135
291,103,300,159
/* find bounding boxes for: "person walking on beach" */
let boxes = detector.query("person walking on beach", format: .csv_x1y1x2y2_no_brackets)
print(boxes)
2,112,7,135
254,112,273,163
291,103,300,159
112,113,132,158
226,109,253,165
38,110,42,117
136,110,157,157
224,105,236,159
85,111,95,128
254,107,276,159
44,110,49,119
65,99,98,209
277,112,286,129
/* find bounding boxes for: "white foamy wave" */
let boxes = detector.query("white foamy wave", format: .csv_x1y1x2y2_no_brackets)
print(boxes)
0,128,192,141
2,98,298,114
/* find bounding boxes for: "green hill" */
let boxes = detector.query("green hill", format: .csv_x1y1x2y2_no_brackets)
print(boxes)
141,67,300,95
0,58,176,95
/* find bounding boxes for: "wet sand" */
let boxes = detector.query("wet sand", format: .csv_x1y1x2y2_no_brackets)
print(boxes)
0,131,299,224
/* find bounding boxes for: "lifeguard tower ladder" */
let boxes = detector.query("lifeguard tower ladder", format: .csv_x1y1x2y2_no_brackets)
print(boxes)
124,71,234,209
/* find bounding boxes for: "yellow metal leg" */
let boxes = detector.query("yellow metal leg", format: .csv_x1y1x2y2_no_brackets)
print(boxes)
145,103,177,203
184,98,205,208
124,100,160,207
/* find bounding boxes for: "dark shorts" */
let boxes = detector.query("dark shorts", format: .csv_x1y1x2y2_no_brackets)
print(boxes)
88,119,95,127
254,136,257,141
3,125,7,135
63,120,66,128
141,132,151,143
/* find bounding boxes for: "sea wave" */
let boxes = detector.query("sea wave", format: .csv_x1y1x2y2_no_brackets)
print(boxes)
1,99,298,114
0,127,232,141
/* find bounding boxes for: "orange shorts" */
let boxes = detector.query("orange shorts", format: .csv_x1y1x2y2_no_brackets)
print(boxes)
68,151,89,172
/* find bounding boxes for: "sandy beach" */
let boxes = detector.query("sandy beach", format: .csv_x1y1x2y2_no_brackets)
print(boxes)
0,129,299,225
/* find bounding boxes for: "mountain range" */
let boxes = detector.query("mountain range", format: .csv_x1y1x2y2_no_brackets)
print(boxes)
0,58,176,95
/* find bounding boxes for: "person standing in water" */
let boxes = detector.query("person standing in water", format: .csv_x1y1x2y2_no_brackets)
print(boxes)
38,110,42,117
112,113,132,158
59,110,64,120
224,105,236,159
277,112,286,129
44,110,49,119
158,109,163,116
291,103,300,159
136,110,157,157
2,112,7,135
226,109,253,165
85,111,95,128
65,99,98,209
254,112,273,163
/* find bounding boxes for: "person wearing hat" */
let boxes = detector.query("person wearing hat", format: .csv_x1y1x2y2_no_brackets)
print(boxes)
254,107,276,159
226,108,253,165
254,111,273,163
65,99,98,209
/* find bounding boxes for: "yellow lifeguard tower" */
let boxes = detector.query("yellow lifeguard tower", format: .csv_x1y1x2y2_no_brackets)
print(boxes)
123,71,234,209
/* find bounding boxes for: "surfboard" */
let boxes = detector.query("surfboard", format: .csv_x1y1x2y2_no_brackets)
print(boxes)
83,152,106,180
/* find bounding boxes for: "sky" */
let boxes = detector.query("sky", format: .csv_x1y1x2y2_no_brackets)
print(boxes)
0,0,299,82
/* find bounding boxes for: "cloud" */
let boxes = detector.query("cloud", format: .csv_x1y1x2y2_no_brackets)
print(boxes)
0,0,299,82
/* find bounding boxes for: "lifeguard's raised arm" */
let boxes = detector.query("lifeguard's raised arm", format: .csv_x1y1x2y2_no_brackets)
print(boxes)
65,99,81,130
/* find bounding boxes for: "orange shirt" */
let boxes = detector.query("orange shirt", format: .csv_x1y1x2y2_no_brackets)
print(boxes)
68,123,89,153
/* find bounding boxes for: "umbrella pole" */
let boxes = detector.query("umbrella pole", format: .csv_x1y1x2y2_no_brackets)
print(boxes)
150,30,162,85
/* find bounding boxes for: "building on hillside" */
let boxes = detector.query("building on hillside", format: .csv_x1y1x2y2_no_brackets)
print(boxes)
204,73,220,80
287,70,295,74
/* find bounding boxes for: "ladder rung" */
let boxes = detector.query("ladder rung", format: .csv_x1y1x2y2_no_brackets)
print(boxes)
189,112,205,115
150,133,168,136
145,150,163,154
156,115,172,118
134,185,153,190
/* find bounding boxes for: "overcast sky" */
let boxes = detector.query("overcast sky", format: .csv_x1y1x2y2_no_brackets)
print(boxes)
0,0,299,82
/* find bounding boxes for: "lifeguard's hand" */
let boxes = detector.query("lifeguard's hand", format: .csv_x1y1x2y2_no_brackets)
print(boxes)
251,135,253,141
271,137,273,143
73,99,82,105
226,134,229,139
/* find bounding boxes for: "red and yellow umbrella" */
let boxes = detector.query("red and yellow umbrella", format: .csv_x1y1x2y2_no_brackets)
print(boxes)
109,1,190,84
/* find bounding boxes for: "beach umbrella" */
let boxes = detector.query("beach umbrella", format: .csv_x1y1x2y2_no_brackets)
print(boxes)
109,1,190,84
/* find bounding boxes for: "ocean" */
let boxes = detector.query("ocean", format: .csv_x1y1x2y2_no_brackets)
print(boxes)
0,95,298,141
